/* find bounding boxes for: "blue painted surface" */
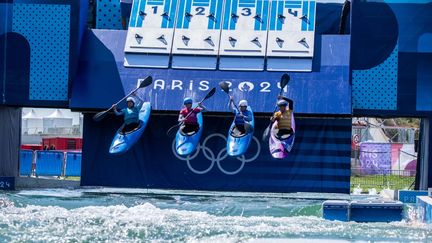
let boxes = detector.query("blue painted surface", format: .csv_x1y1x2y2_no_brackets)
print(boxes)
417,196,432,223
350,201,403,223
19,150,33,176
110,102,152,154
322,200,350,222
65,152,82,177
398,190,428,203
70,30,351,115
35,151,64,177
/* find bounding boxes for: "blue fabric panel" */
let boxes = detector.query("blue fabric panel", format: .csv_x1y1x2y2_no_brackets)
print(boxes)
19,150,33,176
352,44,398,110
96,0,122,29
71,30,351,115
81,115,351,193
35,151,64,177
12,3,70,101
0,32,30,105
416,53,432,111
65,152,82,177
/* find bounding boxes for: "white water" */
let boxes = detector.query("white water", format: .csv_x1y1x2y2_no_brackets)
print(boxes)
0,189,431,242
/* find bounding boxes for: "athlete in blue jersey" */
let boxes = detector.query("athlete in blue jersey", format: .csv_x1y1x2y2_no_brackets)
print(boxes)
112,92,143,133
230,97,252,135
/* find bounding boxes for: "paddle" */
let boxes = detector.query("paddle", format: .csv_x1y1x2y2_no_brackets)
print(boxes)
262,73,290,142
166,87,216,137
219,81,251,132
92,76,153,122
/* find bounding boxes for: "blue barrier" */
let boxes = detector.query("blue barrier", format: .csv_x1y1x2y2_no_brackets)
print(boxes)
35,151,64,177
19,150,33,176
65,152,82,177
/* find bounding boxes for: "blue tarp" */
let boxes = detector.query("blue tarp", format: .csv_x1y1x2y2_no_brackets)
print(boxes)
19,150,33,176
65,152,82,177
81,114,352,193
35,151,64,177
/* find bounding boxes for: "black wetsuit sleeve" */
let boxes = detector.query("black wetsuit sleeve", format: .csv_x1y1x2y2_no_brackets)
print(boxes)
280,97,294,110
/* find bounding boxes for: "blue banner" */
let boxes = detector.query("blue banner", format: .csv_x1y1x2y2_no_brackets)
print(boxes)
71,30,350,115
81,114,351,193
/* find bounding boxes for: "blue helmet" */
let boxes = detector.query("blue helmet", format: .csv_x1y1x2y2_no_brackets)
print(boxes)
183,97,193,105
277,99,288,106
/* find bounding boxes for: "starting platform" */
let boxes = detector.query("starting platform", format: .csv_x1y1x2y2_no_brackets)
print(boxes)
323,200,404,223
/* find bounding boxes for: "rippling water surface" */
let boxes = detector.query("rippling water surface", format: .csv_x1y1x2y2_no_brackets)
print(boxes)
0,189,431,242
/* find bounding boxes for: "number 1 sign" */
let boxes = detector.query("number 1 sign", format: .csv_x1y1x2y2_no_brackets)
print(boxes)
124,0,178,67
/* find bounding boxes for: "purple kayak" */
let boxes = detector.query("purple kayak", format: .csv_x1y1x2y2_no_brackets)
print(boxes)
269,113,296,159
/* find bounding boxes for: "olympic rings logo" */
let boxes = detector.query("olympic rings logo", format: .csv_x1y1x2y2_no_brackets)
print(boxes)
171,133,261,175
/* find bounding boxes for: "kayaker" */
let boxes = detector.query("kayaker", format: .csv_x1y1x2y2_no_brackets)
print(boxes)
229,97,252,135
111,92,144,133
271,96,294,139
178,97,207,135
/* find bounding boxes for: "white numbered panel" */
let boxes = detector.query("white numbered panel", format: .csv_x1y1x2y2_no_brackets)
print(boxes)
124,0,178,54
172,0,224,55
219,0,270,56
266,0,316,57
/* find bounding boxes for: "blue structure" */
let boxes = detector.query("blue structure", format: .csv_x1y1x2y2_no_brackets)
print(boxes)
65,152,82,177
19,150,33,176
1,0,432,193
323,200,404,223
35,151,64,177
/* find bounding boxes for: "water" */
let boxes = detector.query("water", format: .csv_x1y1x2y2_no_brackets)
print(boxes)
0,189,431,242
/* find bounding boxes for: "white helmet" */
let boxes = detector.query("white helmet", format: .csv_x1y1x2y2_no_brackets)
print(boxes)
238,100,248,107
126,97,136,104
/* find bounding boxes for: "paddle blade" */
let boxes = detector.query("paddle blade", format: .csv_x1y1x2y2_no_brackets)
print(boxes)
204,87,216,100
280,73,290,89
92,109,110,122
139,76,153,88
262,123,271,142
219,81,230,94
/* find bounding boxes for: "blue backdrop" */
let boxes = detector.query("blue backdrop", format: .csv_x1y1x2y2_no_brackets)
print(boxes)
81,114,351,193
71,29,351,115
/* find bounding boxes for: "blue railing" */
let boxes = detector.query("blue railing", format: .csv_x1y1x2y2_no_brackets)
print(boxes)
19,150,82,177
19,150,34,176
65,152,82,177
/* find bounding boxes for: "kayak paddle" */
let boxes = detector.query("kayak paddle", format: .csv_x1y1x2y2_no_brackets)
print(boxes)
219,81,252,132
166,87,216,137
92,76,153,122
262,74,290,142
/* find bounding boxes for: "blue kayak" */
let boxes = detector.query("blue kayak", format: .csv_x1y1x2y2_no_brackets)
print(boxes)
109,102,151,154
226,107,254,156
175,109,203,156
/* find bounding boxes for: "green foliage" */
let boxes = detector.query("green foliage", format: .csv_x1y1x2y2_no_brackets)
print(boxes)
351,174,415,192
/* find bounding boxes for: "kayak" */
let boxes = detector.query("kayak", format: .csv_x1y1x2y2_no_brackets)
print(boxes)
226,107,254,156
175,107,203,156
109,102,151,154
269,113,296,159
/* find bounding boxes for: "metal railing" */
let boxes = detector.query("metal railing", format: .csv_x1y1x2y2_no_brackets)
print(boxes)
351,168,415,191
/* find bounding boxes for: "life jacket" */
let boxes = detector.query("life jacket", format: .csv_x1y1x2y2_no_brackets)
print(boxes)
274,110,292,129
